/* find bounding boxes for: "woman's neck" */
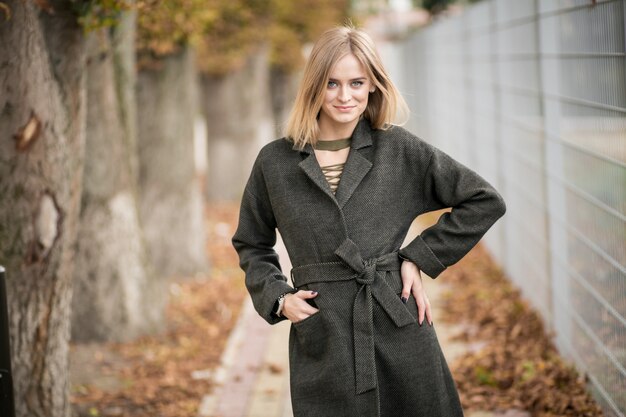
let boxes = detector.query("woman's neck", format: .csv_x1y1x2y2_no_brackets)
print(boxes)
317,118,359,141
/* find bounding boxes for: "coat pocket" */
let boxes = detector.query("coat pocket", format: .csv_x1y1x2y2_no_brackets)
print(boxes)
293,311,327,359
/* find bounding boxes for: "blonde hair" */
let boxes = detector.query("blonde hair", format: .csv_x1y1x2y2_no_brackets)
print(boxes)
284,24,409,150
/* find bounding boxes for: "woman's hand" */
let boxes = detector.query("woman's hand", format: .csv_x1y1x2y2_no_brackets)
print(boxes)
400,260,433,326
282,290,319,323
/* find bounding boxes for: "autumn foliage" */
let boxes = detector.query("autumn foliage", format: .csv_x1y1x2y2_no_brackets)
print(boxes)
268,0,350,73
134,0,350,74
9,0,350,74
440,245,604,417
135,0,272,73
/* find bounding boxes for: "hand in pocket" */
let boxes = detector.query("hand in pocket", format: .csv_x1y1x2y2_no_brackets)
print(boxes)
283,290,319,323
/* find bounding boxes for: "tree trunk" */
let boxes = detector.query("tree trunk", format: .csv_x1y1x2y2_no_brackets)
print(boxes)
71,5,163,342
201,46,276,201
137,46,208,278
269,67,301,138
0,1,86,416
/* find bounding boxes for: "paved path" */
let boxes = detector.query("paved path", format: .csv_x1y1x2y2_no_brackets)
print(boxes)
198,233,294,417
199,221,505,417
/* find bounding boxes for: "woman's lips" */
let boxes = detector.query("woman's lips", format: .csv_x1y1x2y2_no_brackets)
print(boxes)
335,105,355,112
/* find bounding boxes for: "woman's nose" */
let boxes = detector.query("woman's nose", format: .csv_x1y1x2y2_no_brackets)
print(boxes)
338,86,351,102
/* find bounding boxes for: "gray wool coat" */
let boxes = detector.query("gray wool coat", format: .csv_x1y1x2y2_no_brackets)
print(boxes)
231,117,506,417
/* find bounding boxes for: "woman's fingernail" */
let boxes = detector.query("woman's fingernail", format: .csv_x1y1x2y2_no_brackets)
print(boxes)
311,291,318,295
401,296,408,304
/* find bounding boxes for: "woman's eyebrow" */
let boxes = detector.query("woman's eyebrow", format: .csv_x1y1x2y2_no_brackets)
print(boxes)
328,77,367,82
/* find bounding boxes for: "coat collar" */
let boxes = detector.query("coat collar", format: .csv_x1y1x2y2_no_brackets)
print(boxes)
294,118,374,209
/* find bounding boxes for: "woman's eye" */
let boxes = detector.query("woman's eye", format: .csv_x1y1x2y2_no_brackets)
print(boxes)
351,81,364,87
328,81,338,88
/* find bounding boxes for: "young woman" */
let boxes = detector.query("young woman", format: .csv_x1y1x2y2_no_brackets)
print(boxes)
232,25,506,417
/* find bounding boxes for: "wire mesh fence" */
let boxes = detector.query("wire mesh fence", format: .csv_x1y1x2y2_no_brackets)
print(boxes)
387,1,626,415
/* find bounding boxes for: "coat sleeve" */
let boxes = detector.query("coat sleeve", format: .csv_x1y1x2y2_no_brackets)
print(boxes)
398,142,507,278
231,152,295,324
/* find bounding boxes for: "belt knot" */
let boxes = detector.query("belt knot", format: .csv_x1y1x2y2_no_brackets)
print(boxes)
356,259,377,285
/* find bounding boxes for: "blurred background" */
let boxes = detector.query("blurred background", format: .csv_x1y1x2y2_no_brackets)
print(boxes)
0,0,624,416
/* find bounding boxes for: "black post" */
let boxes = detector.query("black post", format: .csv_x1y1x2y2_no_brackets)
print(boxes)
0,266,15,417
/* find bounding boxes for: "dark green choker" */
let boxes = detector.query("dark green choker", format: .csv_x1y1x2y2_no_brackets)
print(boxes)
313,137,351,151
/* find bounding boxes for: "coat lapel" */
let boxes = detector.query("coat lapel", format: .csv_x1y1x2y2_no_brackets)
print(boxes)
298,152,337,201
334,151,372,209
294,118,374,209
334,119,374,208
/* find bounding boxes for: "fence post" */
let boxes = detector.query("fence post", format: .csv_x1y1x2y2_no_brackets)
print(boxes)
0,266,15,417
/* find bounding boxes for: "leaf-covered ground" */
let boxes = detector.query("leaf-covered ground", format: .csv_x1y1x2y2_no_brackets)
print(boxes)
70,202,248,417
439,243,604,417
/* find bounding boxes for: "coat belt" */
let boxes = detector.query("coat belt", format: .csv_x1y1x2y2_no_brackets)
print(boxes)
290,238,416,395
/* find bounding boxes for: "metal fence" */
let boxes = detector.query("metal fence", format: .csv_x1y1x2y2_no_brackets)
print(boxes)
386,0,626,415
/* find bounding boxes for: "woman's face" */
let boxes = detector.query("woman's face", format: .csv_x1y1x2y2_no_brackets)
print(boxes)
318,53,373,135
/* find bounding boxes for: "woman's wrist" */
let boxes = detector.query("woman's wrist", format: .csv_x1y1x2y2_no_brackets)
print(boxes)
274,293,287,317
400,256,421,271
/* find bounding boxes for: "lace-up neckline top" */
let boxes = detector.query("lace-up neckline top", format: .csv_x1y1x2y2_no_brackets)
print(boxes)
313,136,351,194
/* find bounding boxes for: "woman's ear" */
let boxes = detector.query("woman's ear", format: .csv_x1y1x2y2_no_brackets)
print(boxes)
369,87,376,93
